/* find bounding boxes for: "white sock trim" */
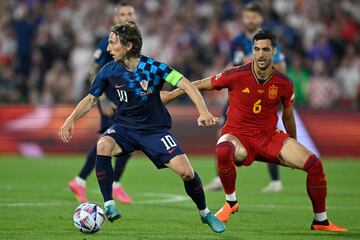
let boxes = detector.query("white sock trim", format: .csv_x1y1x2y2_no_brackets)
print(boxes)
112,181,121,188
104,200,116,208
199,207,210,217
271,180,282,184
75,176,86,187
314,212,327,222
225,192,237,201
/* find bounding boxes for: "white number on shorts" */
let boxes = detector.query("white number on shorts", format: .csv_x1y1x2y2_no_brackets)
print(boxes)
161,135,177,150
117,90,128,103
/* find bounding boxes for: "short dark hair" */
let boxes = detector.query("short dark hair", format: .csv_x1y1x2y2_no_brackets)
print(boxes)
244,2,264,16
111,22,142,58
253,29,277,47
116,1,132,8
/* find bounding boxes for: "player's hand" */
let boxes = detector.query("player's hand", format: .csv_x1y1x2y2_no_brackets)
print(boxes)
58,119,74,143
197,111,219,128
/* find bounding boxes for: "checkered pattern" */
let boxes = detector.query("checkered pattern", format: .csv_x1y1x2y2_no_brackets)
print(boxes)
137,56,173,86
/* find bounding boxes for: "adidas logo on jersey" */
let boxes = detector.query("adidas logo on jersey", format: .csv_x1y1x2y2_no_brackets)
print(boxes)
242,87,250,93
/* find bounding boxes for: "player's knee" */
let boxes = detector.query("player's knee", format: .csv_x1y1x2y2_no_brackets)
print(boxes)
180,168,195,181
216,141,235,166
97,137,115,155
235,145,247,161
303,155,326,182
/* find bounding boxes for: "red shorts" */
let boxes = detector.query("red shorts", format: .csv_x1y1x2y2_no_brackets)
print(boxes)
221,129,290,167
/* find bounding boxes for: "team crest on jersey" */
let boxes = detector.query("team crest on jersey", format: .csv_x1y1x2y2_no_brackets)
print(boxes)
139,80,149,91
268,85,278,99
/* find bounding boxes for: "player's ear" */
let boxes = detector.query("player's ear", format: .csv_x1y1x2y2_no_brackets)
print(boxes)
125,42,133,52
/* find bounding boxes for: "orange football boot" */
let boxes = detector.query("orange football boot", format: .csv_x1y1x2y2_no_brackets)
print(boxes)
215,202,239,222
311,221,347,232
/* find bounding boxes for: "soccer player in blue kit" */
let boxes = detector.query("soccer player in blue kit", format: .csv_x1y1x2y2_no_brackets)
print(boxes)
205,2,286,193
68,2,137,204
59,22,225,233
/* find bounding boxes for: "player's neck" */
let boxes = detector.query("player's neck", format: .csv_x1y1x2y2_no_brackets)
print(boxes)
123,57,140,72
245,27,261,38
253,64,274,79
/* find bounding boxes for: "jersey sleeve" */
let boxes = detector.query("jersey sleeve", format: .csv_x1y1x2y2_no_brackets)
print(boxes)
210,67,237,90
282,81,295,108
158,62,183,87
273,44,286,64
93,37,110,67
89,65,109,97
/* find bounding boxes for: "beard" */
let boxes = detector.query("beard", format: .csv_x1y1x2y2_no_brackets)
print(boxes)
256,59,271,70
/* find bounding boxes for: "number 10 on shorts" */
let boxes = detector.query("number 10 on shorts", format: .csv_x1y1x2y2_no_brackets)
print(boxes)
161,135,177,150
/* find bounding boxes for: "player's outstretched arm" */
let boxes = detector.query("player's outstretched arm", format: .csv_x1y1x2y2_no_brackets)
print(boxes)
176,77,218,127
160,77,213,104
282,105,297,140
59,94,98,143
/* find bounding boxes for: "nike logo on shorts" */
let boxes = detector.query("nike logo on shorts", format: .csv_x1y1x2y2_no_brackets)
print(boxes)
168,148,176,154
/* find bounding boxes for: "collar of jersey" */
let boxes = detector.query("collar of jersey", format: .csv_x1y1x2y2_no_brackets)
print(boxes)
251,62,275,85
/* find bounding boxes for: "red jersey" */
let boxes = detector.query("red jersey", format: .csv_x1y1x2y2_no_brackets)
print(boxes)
211,63,294,135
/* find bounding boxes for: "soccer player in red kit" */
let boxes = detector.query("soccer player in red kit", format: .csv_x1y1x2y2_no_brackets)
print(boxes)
162,30,346,232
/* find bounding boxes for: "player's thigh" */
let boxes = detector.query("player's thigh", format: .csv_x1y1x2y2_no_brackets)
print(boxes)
99,125,137,156
97,135,123,156
217,133,247,161
279,138,313,169
140,130,186,170
165,154,194,180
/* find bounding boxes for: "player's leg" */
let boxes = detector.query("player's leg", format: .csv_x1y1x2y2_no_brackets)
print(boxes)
279,138,347,232
215,133,247,222
68,145,97,202
112,153,132,204
165,155,225,233
204,109,227,191
262,163,283,193
96,135,123,222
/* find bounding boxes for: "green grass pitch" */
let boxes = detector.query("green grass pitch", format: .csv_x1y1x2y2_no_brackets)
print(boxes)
0,155,359,239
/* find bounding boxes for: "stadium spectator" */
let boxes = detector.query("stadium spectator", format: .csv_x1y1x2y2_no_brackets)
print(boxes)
287,53,310,108
308,59,340,109
0,0,358,111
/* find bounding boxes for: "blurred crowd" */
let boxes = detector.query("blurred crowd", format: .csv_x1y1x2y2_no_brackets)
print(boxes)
0,0,359,109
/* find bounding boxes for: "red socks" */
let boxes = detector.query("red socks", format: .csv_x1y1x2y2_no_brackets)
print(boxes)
216,141,236,194
303,155,327,213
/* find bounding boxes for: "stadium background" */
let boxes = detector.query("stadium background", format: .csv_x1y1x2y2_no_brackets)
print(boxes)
0,0,360,239
0,0,359,156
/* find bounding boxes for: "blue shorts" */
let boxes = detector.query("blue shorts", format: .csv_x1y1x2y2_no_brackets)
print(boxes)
103,125,185,169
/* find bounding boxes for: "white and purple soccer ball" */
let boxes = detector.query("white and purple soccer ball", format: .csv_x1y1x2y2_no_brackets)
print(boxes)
73,202,105,233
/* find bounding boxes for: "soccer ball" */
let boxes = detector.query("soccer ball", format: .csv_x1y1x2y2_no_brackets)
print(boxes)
73,202,105,233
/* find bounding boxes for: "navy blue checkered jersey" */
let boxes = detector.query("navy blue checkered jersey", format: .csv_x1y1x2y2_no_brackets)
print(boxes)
89,55,183,131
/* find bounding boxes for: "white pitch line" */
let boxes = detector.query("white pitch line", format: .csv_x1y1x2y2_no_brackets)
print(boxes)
1,200,359,210
0,202,74,207
132,192,189,204
0,192,189,207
